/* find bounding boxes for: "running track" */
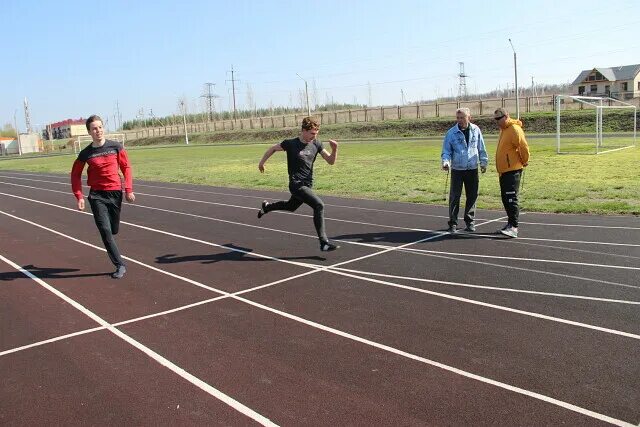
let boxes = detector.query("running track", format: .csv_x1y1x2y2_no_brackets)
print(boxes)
0,170,638,426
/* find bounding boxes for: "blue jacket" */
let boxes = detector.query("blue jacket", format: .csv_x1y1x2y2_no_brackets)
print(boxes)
441,123,488,170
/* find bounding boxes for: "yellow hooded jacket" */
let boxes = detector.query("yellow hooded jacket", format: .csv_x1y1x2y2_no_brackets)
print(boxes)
495,118,530,175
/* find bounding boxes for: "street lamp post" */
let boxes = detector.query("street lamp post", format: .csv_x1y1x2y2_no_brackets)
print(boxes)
180,100,189,145
508,38,520,119
296,73,311,116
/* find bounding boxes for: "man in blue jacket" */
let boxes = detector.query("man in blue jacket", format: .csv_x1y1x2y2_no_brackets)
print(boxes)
441,108,488,233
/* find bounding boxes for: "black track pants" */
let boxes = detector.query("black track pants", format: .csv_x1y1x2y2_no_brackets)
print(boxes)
88,190,125,267
499,169,522,227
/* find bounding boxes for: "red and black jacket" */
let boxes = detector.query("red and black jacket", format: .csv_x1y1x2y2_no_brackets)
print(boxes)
70,140,133,200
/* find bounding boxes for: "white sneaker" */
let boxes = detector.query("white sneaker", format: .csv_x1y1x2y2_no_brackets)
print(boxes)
500,225,518,238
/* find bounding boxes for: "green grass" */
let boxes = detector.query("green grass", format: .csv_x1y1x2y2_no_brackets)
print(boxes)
1,136,638,215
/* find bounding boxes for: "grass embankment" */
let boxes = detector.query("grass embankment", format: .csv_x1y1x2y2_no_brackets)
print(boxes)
122,110,636,147
1,133,638,215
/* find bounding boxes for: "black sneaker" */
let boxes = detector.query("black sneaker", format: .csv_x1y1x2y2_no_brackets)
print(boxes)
447,224,457,233
257,201,269,218
464,223,476,232
320,242,339,252
111,265,126,279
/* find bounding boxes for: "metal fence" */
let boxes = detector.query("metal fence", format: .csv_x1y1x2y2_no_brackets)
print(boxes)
122,94,640,141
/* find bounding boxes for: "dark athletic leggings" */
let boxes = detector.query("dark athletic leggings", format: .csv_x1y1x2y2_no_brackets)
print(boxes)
265,185,328,243
88,190,125,267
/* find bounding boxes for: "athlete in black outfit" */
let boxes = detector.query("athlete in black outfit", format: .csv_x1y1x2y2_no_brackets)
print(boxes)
257,116,339,252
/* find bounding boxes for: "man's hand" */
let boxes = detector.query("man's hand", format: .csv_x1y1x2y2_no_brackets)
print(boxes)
442,162,450,172
125,192,135,203
328,139,338,150
480,166,487,174
258,162,265,173
77,198,85,211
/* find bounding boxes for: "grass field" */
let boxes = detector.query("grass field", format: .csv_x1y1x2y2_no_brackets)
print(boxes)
0,135,638,215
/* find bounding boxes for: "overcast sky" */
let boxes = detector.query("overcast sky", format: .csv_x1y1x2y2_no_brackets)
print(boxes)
3,0,638,131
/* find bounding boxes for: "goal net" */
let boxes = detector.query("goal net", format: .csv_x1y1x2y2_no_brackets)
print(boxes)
556,95,637,154
74,133,126,153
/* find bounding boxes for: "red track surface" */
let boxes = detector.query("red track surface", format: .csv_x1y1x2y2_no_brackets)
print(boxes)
1,171,638,426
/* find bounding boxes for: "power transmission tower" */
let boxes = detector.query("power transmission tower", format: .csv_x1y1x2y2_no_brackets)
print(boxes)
24,97,32,133
400,89,406,106
201,82,219,121
458,62,468,100
226,65,239,122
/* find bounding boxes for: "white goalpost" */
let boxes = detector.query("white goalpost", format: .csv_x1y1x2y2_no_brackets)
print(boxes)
556,95,637,154
74,133,127,154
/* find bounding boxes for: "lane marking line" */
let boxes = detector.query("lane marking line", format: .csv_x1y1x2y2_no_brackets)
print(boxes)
0,254,276,426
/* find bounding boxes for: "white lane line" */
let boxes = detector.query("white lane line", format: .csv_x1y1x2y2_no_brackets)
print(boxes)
2,185,638,293
387,247,640,290
2,182,639,271
2,197,639,341
0,175,640,251
5,171,640,231
4,180,635,289
2,241,636,427
231,294,637,427
330,267,640,305
0,254,277,426
2,214,639,425
0,178,432,232
519,221,640,230
0,326,107,357
322,268,640,340
0,172,451,219
389,246,640,270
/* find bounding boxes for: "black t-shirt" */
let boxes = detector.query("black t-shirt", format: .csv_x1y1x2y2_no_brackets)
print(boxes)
460,125,470,145
280,137,324,187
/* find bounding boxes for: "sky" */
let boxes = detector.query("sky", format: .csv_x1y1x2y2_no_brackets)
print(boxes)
3,0,639,132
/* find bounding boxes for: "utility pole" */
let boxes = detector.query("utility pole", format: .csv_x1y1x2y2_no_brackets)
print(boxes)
458,62,468,100
508,38,520,119
296,73,310,116
227,65,238,122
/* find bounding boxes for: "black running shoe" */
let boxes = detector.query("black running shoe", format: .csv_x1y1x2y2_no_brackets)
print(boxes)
257,201,269,218
320,242,339,252
111,265,126,279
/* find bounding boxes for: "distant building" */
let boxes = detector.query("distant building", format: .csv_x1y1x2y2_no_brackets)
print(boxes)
571,64,640,99
51,118,88,139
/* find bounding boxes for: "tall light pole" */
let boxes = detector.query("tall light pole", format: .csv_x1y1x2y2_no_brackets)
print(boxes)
296,73,311,116
508,38,520,119
180,100,189,145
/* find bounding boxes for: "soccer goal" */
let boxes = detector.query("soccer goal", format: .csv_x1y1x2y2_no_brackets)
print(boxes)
74,133,127,153
556,95,637,154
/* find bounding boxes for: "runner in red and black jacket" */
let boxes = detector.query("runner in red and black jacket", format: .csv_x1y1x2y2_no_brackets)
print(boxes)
70,115,135,279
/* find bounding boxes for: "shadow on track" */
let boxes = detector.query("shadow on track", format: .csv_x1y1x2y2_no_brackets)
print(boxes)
0,265,111,281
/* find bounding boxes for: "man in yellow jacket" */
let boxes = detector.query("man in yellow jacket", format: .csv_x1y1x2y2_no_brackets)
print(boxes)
493,108,530,238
